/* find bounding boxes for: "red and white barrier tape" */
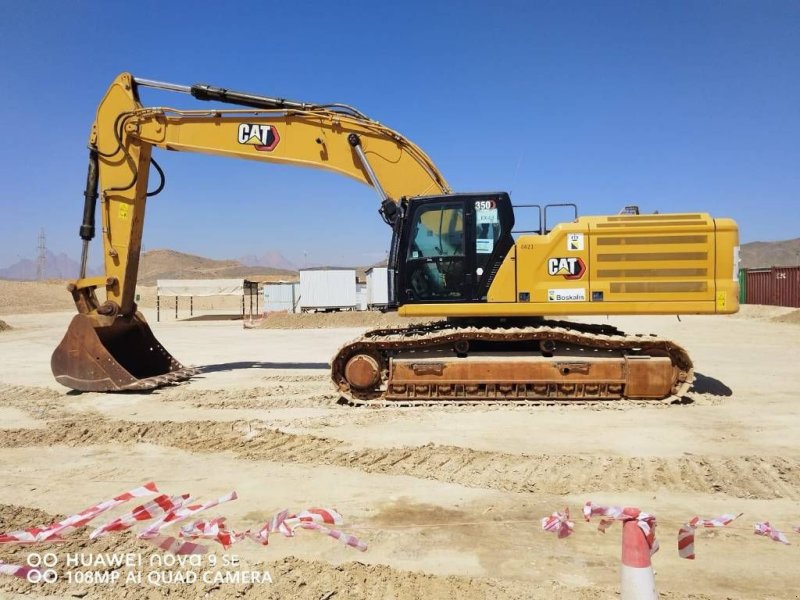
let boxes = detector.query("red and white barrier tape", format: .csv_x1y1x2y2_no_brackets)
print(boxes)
754,522,791,545
583,501,659,555
541,508,574,538
677,513,742,559
143,534,209,556
181,507,366,552
1,483,367,580
179,517,247,550
90,493,189,539
138,491,238,540
0,482,158,544
136,491,239,556
0,560,42,581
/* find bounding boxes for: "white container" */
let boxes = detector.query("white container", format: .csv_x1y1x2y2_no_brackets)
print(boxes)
366,267,390,309
299,269,357,311
356,283,367,311
263,281,299,313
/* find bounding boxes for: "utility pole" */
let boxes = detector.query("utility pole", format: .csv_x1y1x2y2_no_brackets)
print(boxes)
36,228,46,280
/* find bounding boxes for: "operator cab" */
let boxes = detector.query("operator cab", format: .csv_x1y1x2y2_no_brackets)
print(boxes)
390,193,515,305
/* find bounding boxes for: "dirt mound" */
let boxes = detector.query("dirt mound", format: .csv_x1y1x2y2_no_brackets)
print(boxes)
0,280,74,314
771,308,800,325
256,311,435,329
0,319,10,331
138,249,296,285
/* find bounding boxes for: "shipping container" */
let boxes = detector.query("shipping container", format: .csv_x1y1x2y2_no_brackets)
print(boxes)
263,281,299,313
299,268,357,311
366,266,390,309
744,266,800,308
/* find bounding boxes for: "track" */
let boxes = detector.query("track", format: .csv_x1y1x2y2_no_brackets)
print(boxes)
332,320,694,405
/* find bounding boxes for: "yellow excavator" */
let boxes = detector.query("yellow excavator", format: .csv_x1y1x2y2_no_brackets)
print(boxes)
52,73,739,404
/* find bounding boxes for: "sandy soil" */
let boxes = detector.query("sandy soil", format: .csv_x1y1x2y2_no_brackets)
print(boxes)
1,282,799,599
772,308,800,325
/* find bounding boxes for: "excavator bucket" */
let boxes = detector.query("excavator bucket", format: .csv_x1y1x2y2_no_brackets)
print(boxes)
51,312,195,392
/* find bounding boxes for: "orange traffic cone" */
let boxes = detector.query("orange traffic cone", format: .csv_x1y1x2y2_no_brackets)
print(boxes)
620,519,658,599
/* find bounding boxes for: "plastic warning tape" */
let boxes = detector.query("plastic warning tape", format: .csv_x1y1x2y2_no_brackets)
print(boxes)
90,493,190,539
541,508,574,538
137,491,238,555
179,518,246,550
754,522,791,545
583,501,659,555
677,513,742,559
142,534,208,556
138,491,238,540
0,483,367,580
182,507,367,552
0,560,42,580
0,482,158,544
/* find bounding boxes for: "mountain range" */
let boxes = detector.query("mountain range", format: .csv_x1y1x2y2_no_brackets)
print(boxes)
0,250,101,280
1,239,798,282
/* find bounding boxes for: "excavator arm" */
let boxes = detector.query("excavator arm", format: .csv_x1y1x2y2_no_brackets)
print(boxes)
80,72,449,317
53,73,450,391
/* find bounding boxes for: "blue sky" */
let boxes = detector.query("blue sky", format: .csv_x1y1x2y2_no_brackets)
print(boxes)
1,0,798,268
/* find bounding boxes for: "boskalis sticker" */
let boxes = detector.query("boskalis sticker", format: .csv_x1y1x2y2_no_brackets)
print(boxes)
237,123,280,151
547,257,586,280
548,288,586,302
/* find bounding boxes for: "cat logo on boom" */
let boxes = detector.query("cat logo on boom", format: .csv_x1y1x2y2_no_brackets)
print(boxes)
547,257,586,280
237,123,280,151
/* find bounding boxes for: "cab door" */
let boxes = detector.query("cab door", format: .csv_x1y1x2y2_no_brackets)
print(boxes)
397,193,514,305
401,200,471,302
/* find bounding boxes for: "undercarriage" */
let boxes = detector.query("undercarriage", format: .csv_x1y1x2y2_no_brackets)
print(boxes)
331,319,693,406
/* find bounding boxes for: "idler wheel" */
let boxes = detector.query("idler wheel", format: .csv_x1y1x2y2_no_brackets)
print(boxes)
454,340,470,355
344,354,381,390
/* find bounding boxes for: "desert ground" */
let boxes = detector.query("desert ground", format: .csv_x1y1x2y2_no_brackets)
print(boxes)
1,280,799,599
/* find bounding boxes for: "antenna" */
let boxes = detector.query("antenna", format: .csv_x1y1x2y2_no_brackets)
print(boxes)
36,228,46,280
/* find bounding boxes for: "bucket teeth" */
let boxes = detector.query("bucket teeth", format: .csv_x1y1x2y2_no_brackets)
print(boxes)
122,368,196,390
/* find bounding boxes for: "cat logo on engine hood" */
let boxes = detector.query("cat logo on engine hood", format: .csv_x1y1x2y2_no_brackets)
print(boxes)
547,257,586,280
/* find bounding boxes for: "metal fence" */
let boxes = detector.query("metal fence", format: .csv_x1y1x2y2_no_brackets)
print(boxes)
741,266,800,308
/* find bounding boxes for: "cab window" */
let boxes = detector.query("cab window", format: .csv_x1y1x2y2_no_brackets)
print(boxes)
405,203,466,301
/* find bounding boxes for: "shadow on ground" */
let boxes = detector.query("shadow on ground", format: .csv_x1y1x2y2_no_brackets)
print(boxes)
177,314,244,322
198,361,329,374
691,372,733,396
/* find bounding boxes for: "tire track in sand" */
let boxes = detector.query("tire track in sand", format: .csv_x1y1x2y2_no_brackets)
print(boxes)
2,419,799,500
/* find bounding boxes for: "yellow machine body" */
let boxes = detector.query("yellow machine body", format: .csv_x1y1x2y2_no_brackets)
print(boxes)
401,213,739,317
